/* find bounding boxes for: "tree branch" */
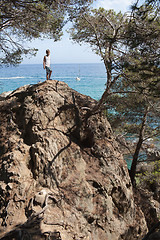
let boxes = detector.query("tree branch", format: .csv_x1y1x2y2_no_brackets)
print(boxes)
82,14,104,58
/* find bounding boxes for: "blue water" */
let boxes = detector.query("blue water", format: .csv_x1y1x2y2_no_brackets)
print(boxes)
0,63,107,100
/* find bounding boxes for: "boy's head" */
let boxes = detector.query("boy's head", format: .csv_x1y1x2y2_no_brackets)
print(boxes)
46,49,50,55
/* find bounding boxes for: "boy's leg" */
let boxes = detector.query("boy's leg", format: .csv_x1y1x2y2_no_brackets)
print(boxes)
49,70,52,80
46,66,50,80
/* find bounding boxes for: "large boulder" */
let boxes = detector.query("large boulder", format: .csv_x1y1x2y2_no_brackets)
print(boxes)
0,80,147,239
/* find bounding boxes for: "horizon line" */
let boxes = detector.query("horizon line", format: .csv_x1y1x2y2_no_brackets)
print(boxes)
21,62,103,65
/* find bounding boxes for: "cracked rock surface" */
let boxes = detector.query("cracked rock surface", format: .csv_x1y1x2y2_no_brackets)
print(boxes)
0,80,147,239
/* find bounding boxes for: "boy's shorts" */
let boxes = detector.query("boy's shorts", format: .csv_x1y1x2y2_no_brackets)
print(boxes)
45,66,52,74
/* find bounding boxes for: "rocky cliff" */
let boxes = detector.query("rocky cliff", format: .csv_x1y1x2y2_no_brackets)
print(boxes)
0,80,147,239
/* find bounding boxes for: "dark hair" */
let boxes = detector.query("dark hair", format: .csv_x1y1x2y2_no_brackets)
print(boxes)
46,49,50,54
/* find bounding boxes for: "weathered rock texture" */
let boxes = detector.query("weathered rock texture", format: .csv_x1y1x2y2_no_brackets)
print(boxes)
0,80,147,239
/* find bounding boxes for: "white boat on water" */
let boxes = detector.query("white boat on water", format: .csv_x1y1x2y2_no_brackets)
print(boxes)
76,65,81,81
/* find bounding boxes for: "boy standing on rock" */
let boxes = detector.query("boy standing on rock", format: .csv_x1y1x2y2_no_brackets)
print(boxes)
43,49,52,80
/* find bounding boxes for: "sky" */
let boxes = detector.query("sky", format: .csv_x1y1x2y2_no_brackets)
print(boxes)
22,0,134,64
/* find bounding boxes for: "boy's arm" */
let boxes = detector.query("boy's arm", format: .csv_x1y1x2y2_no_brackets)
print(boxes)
43,56,46,69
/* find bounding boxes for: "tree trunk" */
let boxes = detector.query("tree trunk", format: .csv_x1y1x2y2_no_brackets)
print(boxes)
88,60,112,116
130,106,150,185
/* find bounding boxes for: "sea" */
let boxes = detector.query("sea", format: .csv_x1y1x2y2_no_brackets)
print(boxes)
0,63,107,100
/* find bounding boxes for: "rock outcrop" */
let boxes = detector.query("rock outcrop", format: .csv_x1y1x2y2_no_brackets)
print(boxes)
0,80,147,239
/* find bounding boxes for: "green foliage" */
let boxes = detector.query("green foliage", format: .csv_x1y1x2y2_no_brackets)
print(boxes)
136,160,160,191
70,8,128,65
131,0,159,20
107,78,160,141
126,1,160,96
